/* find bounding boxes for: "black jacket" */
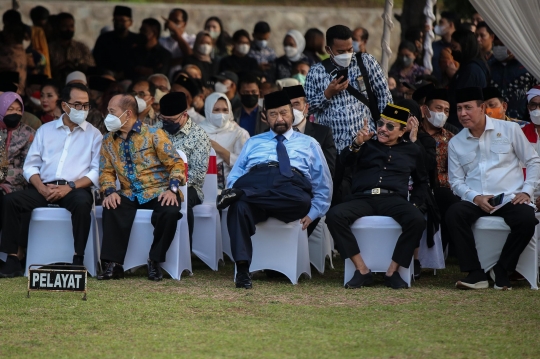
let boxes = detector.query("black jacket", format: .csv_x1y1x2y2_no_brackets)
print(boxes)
304,121,337,177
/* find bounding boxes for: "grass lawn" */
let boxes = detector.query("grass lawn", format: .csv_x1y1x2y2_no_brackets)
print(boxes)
1,256,539,358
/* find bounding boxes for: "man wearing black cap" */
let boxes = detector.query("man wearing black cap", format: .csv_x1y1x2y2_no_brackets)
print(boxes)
325,104,428,289
92,6,139,78
218,90,332,289
447,87,540,290
98,93,186,281
157,90,210,245
171,75,206,124
214,71,241,112
482,87,526,125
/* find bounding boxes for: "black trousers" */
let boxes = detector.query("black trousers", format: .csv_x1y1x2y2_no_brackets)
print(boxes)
227,167,312,263
326,193,426,268
433,187,461,250
446,201,538,273
187,186,201,246
0,187,93,255
100,195,182,264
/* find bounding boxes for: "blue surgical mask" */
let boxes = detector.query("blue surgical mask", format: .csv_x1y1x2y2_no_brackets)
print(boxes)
353,41,360,53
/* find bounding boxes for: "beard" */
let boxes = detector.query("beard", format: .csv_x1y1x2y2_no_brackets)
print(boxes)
272,123,289,134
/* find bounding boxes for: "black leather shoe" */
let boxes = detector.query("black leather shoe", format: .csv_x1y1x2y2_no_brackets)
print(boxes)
147,259,163,281
345,270,373,289
384,271,408,289
414,259,422,280
216,188,244,210
235,271,252,289
97,261,124,280
0,256,23,278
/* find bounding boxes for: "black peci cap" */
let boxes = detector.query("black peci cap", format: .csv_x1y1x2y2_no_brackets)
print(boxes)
160,92,187,116
380,103,410,125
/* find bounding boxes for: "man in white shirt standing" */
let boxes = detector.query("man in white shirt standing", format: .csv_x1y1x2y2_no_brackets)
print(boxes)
447,87,540,291
160,8,195,78
0,83,102,278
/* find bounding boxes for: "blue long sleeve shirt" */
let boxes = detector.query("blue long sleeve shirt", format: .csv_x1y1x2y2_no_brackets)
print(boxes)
227,128,333,220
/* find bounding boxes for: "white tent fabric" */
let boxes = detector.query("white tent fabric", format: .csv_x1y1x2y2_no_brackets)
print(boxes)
380,0,395,75
470,0,540,81
422,0,437,72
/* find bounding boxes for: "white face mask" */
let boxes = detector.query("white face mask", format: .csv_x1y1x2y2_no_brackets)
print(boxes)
332,51,353,68
104,110,128,132
136,96,149,113
65,104,88,125
255,39,268,49
214,82,229,94
154,88,167,104
292,108,306,126
284,46,298,59
235,44,250,55
492,45,509,62
197,44,213,55
209,31,220,40
426,109,448,128
258,98,264,108
434,24,447,36
209,113,228,128
530,109,540,125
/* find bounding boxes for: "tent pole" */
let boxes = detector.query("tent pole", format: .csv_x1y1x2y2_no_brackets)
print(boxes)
380,0,395,76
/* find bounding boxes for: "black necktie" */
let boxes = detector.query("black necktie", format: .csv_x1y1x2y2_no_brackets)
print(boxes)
275,134,293,177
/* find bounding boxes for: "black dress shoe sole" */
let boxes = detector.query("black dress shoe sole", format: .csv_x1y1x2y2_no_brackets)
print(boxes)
217,192,241,210
148,276,163,282
235,282,253,289
345,278,373,289
0,271,24,278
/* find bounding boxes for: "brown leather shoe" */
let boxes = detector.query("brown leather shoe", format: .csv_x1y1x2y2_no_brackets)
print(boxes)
97,261,124,280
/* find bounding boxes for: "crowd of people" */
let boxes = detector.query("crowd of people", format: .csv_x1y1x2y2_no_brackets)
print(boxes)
0,5,539,291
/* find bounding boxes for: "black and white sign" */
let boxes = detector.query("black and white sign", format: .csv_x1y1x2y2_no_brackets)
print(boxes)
27,265,87,300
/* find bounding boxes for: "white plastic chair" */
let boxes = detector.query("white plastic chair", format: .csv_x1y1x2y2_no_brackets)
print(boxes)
95,150,192,280
308,216,334,274
192,148,223,270
472,216,538,290
238,218,312,285
25,207,100,277
344,216,414,287
221,207,233,261
418,224,445,270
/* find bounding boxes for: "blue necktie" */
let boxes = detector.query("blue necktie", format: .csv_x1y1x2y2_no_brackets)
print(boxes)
275,134,293,178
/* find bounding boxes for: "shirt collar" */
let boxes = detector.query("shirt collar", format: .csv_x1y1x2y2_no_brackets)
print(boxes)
270,126,294,140
56,114,88,131
113,119,142,139
179,117,193,135
466,115,495,138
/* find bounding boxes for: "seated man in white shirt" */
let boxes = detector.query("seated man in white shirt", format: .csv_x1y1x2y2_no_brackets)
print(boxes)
447,87,540,291
0,83,102,278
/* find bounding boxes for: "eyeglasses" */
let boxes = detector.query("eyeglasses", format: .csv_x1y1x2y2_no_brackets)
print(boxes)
157,112,184,122
131,91,151,98
267,110,291,120
376,120,396,131
527,102,540,111
66,102,91,111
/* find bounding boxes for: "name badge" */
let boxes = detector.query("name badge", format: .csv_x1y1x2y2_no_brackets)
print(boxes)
28,264,87,300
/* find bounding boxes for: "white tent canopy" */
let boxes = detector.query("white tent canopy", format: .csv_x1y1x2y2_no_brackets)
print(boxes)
470,0,540,81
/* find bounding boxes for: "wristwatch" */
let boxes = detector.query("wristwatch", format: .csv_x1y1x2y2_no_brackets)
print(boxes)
169,185,178,194
68,181,76,190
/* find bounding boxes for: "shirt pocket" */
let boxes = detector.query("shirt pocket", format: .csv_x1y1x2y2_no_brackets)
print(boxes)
458,153,476,172
490,143,513,167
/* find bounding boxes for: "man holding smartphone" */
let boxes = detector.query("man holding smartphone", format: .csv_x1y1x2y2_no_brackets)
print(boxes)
446,87,540,291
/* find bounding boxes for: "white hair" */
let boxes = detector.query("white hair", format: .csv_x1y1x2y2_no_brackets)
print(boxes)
147,74,171,91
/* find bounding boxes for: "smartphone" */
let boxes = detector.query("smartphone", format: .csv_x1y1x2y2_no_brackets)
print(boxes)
335,68,348,83
488,193,504,207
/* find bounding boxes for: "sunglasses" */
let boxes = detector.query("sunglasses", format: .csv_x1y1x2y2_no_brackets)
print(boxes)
376,120,397,131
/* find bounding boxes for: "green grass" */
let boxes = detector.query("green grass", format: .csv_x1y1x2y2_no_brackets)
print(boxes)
1,257,539,358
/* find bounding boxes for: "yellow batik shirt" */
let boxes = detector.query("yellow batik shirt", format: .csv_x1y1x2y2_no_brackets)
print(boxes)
99,120,186,203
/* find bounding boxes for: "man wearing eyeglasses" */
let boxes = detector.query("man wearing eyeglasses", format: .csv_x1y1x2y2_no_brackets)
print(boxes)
0,83,102,278
217,90,332,289
325,103,429,290
447,87,540,291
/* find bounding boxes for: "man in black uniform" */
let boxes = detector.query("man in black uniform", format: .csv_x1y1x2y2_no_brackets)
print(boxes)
326,103,429,289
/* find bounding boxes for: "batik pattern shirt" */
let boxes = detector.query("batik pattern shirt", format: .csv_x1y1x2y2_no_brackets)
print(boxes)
156,118,210,202
305,53,392,153
0,123,35,194
431,128,454,189
248,43,277,65
99,120,186,203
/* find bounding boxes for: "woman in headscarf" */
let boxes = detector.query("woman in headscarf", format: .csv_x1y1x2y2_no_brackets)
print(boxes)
0,91,35,197
275,30,313,80
183,31,219,85
199,92,249,189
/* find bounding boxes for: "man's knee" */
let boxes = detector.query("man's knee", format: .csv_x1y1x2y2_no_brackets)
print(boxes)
445,201,470,225
325,206,343,227
69,190,93,209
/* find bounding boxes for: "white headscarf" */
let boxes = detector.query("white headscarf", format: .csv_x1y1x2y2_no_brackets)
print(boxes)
200,92,234,134
285,30,305,62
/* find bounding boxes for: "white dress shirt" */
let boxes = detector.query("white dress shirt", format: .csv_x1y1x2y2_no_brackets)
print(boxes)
448,115,540,205
23,116,103,186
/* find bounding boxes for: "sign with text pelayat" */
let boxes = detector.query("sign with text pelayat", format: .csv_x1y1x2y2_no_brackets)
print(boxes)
27,265,87,300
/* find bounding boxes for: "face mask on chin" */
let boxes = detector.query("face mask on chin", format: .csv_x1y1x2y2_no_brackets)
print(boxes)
530,109,540,125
